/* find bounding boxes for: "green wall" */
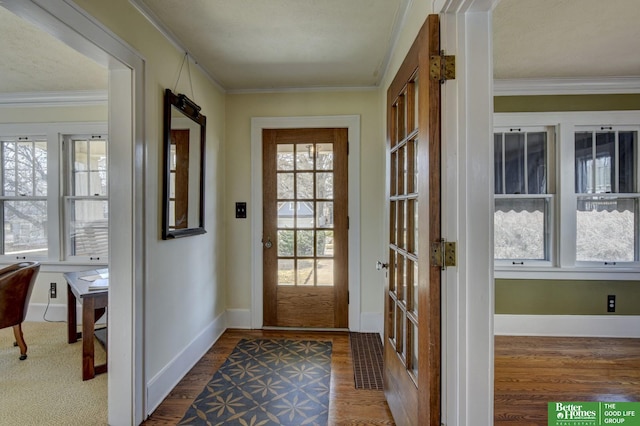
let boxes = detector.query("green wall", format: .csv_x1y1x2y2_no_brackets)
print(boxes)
494,93,640,315
495,279,640,315
495,94,640,113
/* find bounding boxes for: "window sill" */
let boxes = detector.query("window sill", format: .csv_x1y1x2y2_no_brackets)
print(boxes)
495,266,640,281
0,260,108,274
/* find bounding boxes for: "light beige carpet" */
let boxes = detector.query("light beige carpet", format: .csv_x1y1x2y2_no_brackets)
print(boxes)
0,321,107,425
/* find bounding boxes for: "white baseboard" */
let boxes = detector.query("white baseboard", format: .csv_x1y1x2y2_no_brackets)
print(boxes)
146,311,227,416
225,308,383,334
226,309,252,329
359,312,383,334
27,303,67,322
27,302,107,324
494,314,640,338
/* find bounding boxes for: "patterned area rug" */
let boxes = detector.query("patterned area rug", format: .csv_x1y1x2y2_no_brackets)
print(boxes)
349,332,384,390
179,338,332,426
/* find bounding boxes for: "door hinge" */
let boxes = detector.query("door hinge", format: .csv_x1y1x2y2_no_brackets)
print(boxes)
348,291,350,304
431,239,457,270
347,216,350,229
430,52,455,84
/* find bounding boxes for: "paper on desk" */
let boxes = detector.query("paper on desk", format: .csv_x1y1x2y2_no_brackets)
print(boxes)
88,278,109,291
79,272,109,282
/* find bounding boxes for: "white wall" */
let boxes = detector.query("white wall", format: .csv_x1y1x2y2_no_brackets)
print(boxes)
221,2,437,335
225,91,384,325
69,0,227,412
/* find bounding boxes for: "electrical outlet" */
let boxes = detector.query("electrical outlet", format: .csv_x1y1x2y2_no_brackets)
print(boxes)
50,282,57,299
607,294,615,312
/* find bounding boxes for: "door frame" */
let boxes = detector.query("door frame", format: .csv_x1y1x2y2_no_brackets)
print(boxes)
435,1,497,425
251,115,361,330
3,1,146,424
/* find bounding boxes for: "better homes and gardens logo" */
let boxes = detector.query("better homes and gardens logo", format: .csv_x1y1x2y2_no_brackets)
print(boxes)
549,402,640,426
552,403,597,425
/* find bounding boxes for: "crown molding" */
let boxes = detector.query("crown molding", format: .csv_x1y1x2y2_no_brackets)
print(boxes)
0,90,108,107
494,77,640,96
377,0,412,87
227,85,379,95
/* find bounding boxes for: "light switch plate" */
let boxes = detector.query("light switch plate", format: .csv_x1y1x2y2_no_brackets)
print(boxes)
236,202,247,219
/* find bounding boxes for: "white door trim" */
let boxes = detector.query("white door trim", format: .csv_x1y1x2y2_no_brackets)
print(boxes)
436,1,498,426
3,1,147,424
250,115,361,330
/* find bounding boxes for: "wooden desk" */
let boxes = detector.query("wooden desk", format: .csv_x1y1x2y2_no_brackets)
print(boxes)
64,269,108,381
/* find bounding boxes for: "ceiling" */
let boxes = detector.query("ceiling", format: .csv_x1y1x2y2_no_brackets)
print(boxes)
134,0,405,91
0,0,638,95
493,0,640,80
0,4,107,94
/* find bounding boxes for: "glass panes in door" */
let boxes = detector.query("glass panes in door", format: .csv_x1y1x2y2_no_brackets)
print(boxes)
263,127,348,328
276,143,335,287
383,15,441,424
388,76,419,381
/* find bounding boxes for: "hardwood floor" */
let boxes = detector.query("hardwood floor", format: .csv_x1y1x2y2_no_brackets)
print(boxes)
495,335,640,426
142,332,640,426
142,329,395,425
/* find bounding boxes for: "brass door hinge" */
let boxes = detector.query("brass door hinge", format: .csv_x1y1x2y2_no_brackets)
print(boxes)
430,52,455,84
431,239,457,270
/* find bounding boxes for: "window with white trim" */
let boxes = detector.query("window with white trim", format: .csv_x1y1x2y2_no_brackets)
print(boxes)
64,134,109,261
0,136,48,258
574,126,638,265
0,123,108,264
494,111,640,275
493,127,555,265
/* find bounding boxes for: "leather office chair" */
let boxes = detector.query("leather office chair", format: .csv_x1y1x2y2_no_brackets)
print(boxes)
0,262,41,360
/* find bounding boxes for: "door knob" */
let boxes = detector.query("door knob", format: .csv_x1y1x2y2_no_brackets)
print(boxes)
263,237,272,249
376,261,388,270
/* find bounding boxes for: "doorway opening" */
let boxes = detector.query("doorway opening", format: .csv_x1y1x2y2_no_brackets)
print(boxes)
1,1,145,424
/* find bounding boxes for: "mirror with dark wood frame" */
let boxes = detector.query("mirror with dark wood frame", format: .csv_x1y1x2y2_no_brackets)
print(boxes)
162,88,206,239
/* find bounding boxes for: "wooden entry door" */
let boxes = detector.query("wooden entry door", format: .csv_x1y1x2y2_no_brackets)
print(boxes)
384,15,442,426
170,129,189,230
263,128,348,328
